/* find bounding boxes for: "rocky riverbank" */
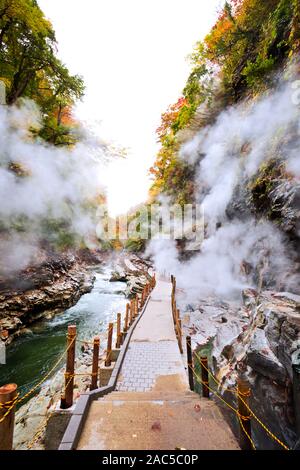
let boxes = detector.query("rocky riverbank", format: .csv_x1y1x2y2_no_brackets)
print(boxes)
182,288,300,449
110,253,153,297
0,252,99,345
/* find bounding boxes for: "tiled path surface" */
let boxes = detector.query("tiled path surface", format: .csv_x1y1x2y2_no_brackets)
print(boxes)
116,278,188,392
116,342,186,392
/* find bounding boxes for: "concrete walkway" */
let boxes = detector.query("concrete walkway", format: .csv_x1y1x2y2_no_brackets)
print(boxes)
77,279,239,450
116,279,188,393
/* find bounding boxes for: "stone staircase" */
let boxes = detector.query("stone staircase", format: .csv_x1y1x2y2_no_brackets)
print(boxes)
77,389,239,450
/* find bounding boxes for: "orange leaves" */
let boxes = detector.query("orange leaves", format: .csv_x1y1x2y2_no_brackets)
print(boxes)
156,97,188,141
205,17,234,54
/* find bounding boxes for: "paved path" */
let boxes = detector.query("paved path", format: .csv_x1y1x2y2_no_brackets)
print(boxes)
77,279,239,450
116,279,188,393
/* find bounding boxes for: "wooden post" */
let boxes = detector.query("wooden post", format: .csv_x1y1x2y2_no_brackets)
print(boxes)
238,377,252,450
90,336,100,391
135,295,139,315
130,299,134,324
186,336,194,391
177,318,183,354
0,383,17,450
119,331,124,346
124,304,130,332
172,299,176,325
176,308,180,324
61,325,76,409
141,288,145,306
105,323,113,367
200,356,209,398
116,313,121,348
132,298,136,319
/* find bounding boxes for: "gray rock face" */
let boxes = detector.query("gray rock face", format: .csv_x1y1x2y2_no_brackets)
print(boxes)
227,164,300,241
247,328,287,384
0,255,95,344
185,288,300,449
214,290,300,449
110,253,153,298
268,179,300,237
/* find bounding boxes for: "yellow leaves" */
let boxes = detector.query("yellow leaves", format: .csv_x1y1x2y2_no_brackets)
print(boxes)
3,0,53,36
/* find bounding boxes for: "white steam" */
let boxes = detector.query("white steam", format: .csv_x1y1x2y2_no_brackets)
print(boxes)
0,100,109,275
149,77,300,300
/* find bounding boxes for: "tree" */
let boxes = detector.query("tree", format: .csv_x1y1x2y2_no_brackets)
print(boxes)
0,0,85,145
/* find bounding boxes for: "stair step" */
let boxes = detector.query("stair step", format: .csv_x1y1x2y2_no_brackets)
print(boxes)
100,391,200,402
78,396,240,450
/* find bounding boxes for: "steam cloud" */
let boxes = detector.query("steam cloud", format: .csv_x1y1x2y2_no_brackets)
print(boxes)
149,74,300,300
0,99,108,275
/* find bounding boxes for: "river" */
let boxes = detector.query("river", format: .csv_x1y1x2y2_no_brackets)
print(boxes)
0,264,127,399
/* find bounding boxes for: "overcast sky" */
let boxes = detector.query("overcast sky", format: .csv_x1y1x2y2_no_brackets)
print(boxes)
38,0,223,215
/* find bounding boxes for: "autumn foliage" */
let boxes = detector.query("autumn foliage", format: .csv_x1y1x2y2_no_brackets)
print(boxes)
0,0,84,146
150,0,300,205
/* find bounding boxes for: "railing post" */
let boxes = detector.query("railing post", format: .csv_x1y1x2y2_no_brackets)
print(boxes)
238,377,252,450
172,298,176,325
177,317,183,354
116,313,121,349
125,303,130,332
186,336,194,391
130,299,135,325
135,295,139,315
61,325,76,409
200,356,209,398
105,323,113,367
0,383,17,450
90,336,100,391
142,288,145,306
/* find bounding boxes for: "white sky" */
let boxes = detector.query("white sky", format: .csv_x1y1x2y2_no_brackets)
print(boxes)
38,0,223,216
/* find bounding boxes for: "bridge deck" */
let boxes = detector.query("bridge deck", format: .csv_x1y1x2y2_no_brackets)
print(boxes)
77,279,239,450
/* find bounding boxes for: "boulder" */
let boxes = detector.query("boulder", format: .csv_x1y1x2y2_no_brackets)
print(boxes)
246,328,287,384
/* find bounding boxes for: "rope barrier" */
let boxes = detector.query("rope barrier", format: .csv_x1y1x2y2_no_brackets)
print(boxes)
170,271,288,451
191,354,290,451
0,394,19,424
193,351,250,397
16,335,77,407
26,413,51,450
237,390,290,451
188,363,256,450
0,394,19,410
238,414,256,450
